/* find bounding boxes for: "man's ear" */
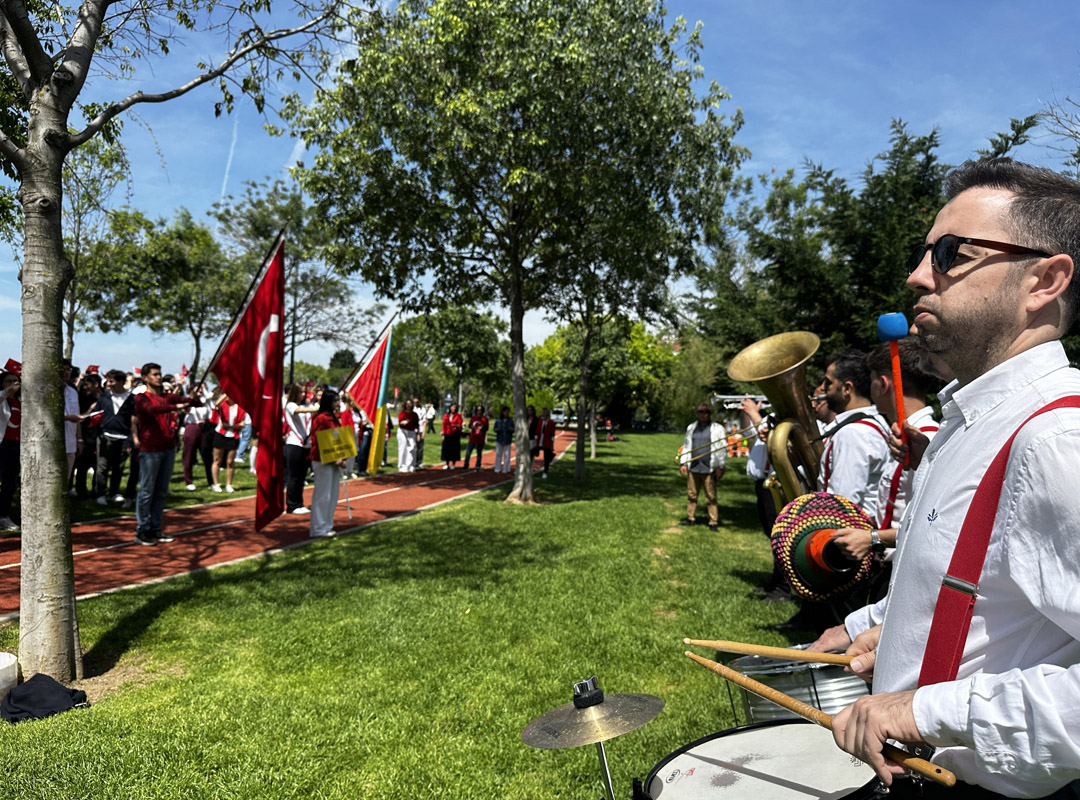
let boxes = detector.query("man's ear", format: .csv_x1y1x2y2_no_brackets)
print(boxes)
1026,253,1074,315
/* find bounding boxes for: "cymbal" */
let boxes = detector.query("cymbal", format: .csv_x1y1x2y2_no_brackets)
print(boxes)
521,693,663,749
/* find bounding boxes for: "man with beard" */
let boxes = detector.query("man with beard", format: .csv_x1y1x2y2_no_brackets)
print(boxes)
818,349,891,521
831,159,1080,799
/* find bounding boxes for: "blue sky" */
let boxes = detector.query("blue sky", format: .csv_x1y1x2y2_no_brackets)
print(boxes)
3,0,1079,376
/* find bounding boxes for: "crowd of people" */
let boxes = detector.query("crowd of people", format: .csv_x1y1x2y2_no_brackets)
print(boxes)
0,363,567,542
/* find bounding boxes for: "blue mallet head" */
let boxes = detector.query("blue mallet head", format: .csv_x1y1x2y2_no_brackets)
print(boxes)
877,312,909,342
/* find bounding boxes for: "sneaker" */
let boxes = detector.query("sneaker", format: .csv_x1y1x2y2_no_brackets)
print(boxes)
134,530,158,546
156,530,175,543
290,506,311,515
0,516,18,532
541,472,548,479
95,496,108,506
211,484,223,493
707,523,719,532
111,494,125,503
677,518,695,527
121,499,133,510
67,489,78,497
185,483,197,491
225,485,235,493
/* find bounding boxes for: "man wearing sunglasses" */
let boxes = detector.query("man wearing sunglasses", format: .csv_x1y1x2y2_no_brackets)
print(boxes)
830,159,1080,799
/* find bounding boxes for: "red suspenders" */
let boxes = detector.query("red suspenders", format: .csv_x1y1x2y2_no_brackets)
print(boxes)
918,396,1080,687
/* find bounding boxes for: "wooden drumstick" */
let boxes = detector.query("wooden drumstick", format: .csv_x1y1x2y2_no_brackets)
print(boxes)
683,638,853,666
684,651,956,788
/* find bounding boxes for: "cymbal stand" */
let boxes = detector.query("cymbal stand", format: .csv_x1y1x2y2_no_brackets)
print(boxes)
574,677,617,800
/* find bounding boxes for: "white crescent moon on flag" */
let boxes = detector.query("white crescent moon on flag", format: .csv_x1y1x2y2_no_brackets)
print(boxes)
257,314,281,380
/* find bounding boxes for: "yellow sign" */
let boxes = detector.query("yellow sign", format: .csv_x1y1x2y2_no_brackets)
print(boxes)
315,425,357,464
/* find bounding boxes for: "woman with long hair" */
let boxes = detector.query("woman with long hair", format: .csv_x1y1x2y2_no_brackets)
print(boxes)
309,390,345,538
440,401,463,469
463,404,489,470
284,383,319,514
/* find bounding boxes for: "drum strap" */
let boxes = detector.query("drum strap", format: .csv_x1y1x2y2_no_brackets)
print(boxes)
918,396,1080,687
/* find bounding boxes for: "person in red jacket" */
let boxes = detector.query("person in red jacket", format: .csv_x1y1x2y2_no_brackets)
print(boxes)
0,371,20,532
133,362,200,546
463,405,489,470
533,407,557,478
440,402,463,469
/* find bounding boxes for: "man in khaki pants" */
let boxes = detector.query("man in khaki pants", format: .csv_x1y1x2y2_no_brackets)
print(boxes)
678,404,727,531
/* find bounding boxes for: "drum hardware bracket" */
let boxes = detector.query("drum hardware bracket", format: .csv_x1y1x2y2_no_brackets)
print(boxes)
574,676,605,709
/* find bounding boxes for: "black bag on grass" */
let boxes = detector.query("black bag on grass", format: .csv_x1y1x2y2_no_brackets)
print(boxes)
1,673,88,723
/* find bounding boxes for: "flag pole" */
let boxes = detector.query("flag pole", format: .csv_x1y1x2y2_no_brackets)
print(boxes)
197,223,289,388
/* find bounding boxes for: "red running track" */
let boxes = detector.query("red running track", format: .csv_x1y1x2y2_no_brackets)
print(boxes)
0,434,574,618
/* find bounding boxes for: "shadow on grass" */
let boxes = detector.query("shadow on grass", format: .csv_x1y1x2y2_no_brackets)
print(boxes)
83,515,564,676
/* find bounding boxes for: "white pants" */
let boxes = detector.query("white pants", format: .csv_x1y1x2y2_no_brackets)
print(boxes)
397,429,417,472
495,442,512,472
310,461,341,536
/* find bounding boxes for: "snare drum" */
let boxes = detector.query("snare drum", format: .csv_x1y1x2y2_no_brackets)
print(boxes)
635,720,879,799
729,648,869,723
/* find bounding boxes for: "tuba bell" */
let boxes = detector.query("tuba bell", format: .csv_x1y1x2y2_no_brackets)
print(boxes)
727,331,824,506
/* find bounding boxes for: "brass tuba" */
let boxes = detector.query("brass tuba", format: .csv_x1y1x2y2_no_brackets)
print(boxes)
727,331,824,506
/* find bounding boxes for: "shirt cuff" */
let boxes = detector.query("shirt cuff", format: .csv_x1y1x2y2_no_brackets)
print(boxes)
912,678,974,749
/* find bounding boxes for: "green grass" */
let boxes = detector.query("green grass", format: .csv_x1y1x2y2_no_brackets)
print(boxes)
0,432,806,799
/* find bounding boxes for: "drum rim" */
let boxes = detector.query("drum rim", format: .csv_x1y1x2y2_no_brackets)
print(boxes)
640,719,878,800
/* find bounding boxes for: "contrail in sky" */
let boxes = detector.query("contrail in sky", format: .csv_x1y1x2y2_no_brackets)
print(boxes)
219,111,241,206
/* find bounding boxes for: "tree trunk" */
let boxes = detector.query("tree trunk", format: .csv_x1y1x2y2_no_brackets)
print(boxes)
505,258,533,503
18,133,83,681
574,325,592,480
590,399,597,458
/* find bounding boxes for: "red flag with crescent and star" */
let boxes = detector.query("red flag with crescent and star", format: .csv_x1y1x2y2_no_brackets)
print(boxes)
206,234,286,531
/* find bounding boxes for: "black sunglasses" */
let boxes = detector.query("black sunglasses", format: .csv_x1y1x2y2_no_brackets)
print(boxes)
907,234,1052,275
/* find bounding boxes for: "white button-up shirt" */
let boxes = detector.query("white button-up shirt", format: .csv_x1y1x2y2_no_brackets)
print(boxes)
819,405,890,520
875,340,1080,797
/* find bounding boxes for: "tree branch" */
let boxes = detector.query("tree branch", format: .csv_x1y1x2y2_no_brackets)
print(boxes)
69,6,337,147
0,0,54,87
0,15,33,97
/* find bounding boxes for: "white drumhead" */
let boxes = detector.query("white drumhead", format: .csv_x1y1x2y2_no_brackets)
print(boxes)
646,722,874,799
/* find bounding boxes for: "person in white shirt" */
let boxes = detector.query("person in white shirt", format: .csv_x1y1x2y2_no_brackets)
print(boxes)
808,340,943,651
818,349,890,520
677,403,727,531
283,383,319,513
832,159,1080,799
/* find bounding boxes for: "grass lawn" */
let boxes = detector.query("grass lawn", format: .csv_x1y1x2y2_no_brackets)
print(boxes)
0,432,810,799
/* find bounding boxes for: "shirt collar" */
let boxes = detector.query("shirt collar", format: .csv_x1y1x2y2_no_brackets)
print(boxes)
833,405,880,424
950,340,1070,427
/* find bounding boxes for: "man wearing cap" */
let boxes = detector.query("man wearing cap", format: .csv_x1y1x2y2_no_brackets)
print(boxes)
678,404,726,531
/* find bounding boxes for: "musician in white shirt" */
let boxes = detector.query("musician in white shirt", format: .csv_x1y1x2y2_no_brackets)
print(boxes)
833,159,1080,799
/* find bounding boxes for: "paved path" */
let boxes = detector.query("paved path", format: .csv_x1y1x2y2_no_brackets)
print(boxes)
0,433,575,619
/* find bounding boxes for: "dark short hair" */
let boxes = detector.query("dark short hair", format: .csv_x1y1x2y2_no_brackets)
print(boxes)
866,341,942,399
141,362,161,377
105,369,126,383
945,158,1080,326
827,349,871,399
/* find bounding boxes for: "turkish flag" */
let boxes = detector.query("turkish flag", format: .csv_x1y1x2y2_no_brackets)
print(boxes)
344,333,389,420
206,235,286,531
3,359,20,376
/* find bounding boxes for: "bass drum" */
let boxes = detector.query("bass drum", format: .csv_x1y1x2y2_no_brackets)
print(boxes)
634,720,880,800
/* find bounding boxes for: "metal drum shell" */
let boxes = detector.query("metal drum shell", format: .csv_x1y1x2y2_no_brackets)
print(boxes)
729,651,869,723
